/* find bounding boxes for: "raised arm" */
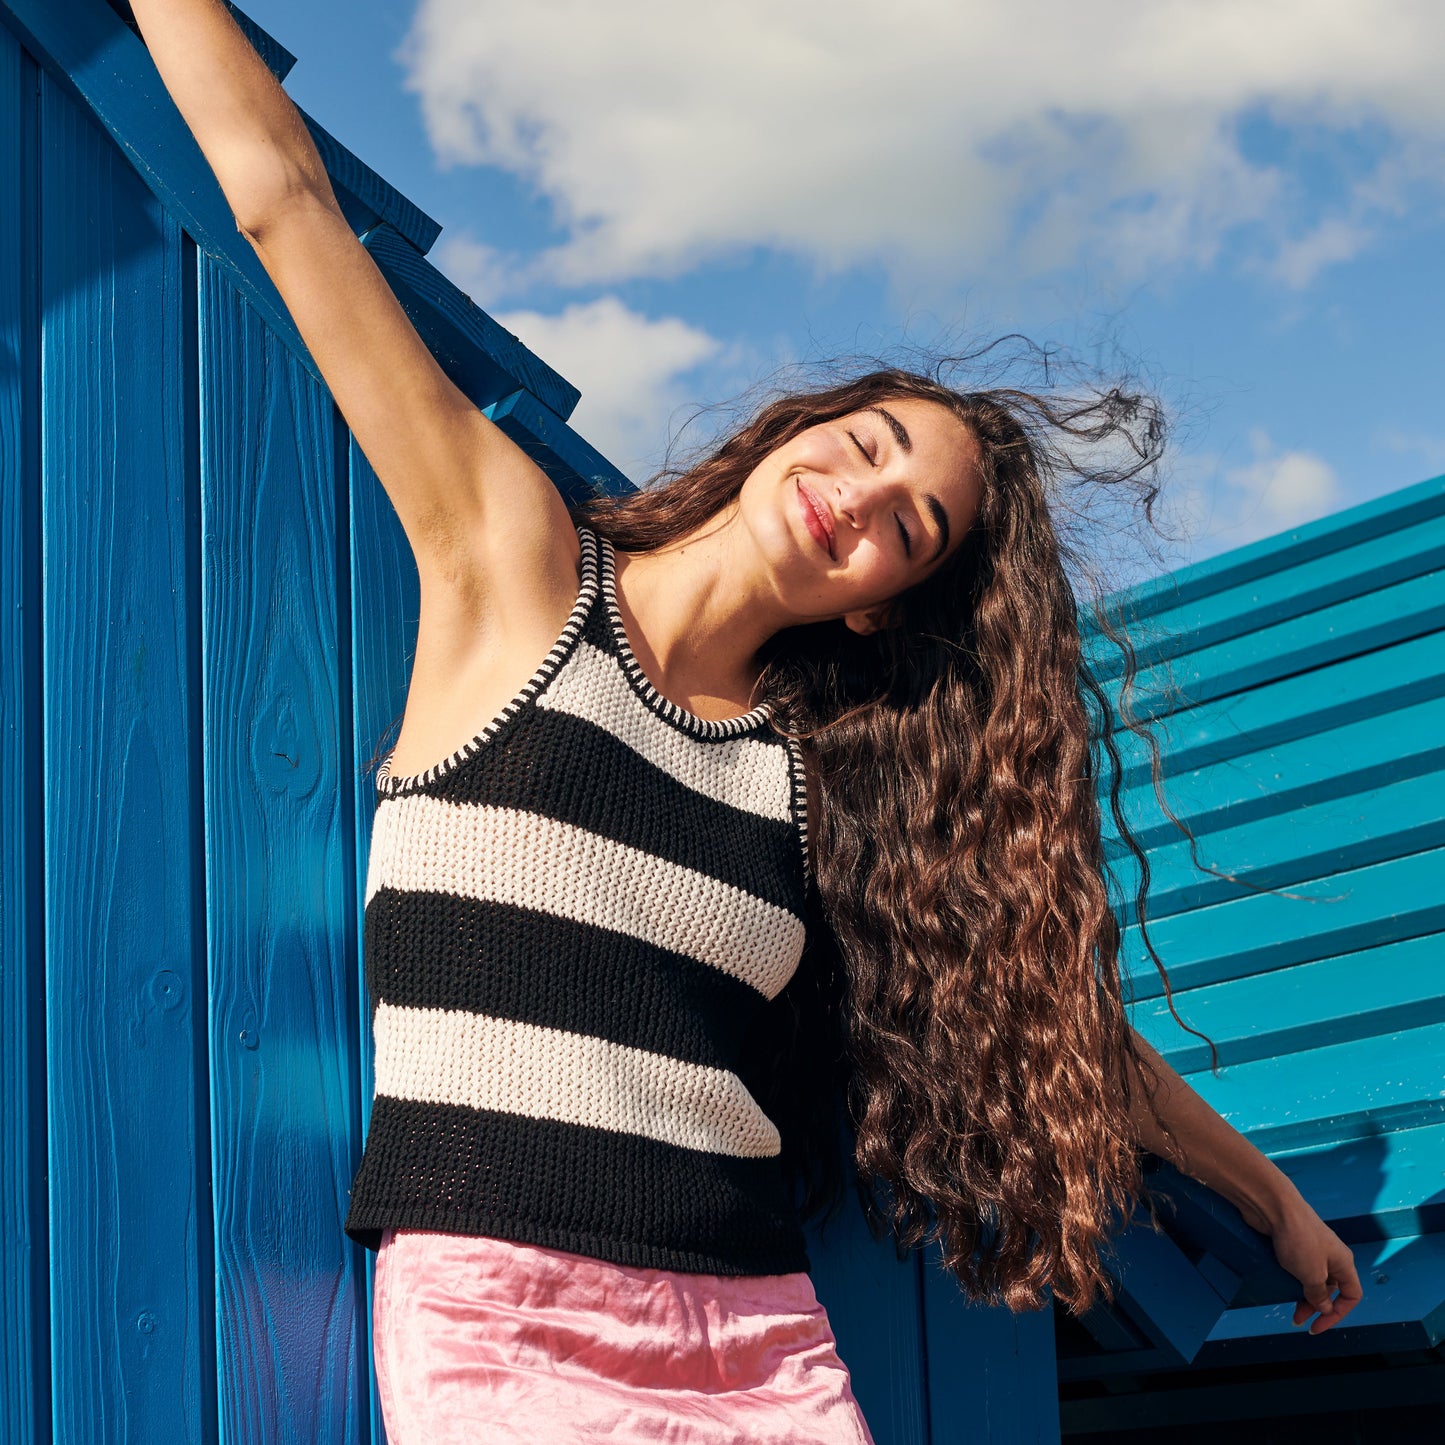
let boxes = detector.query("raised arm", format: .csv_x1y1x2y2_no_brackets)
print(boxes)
127,0,576,602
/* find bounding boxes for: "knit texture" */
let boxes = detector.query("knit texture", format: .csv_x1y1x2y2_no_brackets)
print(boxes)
344,524,814,1275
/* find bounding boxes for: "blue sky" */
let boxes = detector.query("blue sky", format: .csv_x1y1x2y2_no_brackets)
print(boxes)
242,0,1445,583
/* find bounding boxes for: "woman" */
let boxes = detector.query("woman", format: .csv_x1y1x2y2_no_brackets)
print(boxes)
132,1,1363,1439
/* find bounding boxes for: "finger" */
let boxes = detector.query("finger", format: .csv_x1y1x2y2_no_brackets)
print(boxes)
1298,1280,1336,1331
1316,1254,1365,1332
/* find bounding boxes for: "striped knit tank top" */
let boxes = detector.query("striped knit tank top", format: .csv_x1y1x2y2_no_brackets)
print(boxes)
344,524,814,1276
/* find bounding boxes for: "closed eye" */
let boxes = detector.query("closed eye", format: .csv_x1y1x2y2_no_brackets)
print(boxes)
895,513,912,557
848,430,876,465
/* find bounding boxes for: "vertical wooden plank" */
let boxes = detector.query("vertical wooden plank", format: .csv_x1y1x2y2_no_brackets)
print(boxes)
347,441,419,1444
39,72,211,1443
809,1195,930,1445
0,29,48,1445
921,1249,1061,1444
198,258,367,1445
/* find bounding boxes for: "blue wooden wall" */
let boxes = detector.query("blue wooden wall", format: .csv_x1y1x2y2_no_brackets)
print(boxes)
3,1,1439,1442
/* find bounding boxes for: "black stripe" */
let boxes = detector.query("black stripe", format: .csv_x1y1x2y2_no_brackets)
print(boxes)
344,1097,810,1276
405,703,805,913
364,889,775,1072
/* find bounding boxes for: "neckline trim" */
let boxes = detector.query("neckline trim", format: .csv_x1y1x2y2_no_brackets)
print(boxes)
597,533,773,741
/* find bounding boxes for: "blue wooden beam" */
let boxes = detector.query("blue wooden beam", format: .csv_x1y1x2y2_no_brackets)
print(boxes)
1269,1119,1445,1244
198,256,369,1445
1199,1230,1445,1363
362,226,581,422
1105,693,1445,855
39,74,214,1443
1089,1208,1236,1366
922,1250,1061,1444
0,29,48,1445
1184,1018,1445,1153
1104,630,1445,791
0,0,578,416
1108,566,1444,725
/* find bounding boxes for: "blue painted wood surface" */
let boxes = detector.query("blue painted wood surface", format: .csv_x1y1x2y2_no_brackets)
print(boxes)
346,441,420,1445
1,0,584,422
198,258,368,1445
922,1253,1060,1445
0,27,47,1445
807,1196,929,1445
39,70,212,1444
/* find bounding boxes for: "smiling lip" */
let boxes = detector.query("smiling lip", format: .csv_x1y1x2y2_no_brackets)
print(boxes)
797,480,835,560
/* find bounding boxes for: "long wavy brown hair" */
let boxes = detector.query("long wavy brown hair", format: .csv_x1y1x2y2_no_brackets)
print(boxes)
568,360,1200,1316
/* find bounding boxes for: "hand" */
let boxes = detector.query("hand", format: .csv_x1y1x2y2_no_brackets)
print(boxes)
1255,1192,1364,1335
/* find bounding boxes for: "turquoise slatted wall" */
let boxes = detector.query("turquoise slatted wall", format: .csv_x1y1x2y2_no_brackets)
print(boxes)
1059,476,1445,1429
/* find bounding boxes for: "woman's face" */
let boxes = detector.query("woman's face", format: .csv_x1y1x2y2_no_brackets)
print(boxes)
737,396,983,632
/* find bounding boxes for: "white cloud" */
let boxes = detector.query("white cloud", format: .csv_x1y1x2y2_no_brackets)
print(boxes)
1163,428,1344,556
431,232,524,307
401,0,1445,291
492,296,725,478
1267,216,1376,289
1375,426,1445,478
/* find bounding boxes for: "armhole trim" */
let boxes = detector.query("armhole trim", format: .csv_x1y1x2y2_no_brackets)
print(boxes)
783,733,813,893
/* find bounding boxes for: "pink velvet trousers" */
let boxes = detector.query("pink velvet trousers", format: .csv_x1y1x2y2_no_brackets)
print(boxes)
372,1228,875,1444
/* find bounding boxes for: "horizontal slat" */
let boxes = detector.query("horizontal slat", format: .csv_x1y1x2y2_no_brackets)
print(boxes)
1111,569,1443,724
1183,1020,1445,1152
1089,510,1445,682
1112,770,1445,922
1103,630,1445,789
1090,473,1445,631
1132,934,1445,1073
1091,1209,1235,1365
1105,694,1445,854
1121,847,1445,998
1271,1119,1445,1242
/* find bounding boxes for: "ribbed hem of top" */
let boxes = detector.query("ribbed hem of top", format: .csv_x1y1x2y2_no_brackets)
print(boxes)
344,1205,811,1278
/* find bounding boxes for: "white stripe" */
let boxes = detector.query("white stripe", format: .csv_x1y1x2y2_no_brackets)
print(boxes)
365,797,805,999
537,640,792,821
373,1002,782,1158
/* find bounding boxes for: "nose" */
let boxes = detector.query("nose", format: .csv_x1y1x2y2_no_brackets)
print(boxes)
832,473,887,533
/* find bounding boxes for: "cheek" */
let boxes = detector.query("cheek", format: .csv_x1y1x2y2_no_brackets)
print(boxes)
850,542,909,600
790,427,849,476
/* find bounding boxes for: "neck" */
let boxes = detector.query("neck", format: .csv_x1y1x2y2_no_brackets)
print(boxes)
610,503,794,715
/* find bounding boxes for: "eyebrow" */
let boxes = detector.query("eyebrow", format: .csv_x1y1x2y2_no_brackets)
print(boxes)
868,406,951,563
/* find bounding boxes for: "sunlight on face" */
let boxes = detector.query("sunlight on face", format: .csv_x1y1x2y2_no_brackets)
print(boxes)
740,396,983,630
